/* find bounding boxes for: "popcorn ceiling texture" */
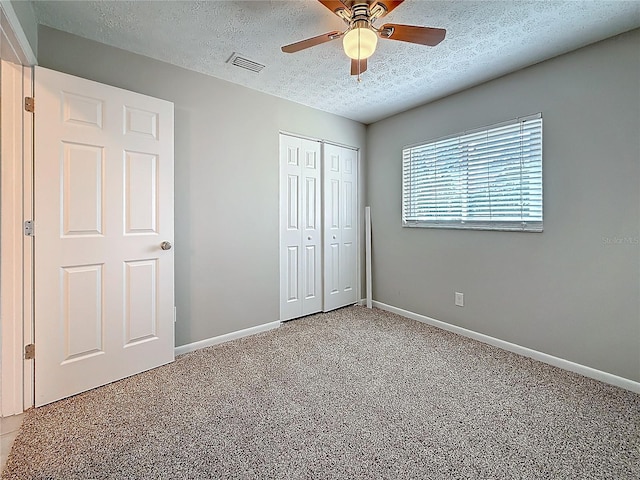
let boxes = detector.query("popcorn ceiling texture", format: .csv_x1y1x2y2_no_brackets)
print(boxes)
3,306,639,479
32,0,640,123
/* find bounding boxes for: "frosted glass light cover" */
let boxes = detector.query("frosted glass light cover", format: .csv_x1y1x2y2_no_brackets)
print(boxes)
342,27,378,60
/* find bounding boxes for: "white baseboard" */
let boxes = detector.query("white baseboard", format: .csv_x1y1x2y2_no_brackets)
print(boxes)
373,301,640,394
174,320,281,356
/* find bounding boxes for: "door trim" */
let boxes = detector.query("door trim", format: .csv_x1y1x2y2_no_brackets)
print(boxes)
22,65,34,411
1,60,25,416
0,1,37,65
0,7,35,414
279,130,360,152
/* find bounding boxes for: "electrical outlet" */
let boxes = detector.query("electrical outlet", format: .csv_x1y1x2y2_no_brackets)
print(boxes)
455,292,464,307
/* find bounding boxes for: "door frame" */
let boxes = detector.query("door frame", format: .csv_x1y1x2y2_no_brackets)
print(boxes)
0,1,36,415
278,130,362,320
22,64,34,412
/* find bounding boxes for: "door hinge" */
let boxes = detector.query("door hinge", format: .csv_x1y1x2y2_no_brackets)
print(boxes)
24,220,34,236
25,344,35,360
25,97,34,113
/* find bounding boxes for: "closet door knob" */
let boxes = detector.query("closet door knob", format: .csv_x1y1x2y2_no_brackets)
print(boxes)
160,241,172,250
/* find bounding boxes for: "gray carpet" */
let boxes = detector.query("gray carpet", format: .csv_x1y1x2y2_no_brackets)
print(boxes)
3,306,639,479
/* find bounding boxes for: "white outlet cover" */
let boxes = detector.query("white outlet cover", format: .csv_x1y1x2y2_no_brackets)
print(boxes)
455,292,464,307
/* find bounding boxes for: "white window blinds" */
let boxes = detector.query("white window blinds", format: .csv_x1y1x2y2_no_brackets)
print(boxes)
402,114,543,232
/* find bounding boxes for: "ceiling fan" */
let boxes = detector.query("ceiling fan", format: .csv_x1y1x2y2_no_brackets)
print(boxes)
281,0,446,79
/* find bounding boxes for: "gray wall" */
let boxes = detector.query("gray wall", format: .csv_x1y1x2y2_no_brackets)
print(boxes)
367,29,640,382
38,26,367,348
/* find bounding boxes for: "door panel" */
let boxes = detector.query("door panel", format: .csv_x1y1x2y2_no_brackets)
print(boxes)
323,144,358,312
287,246,299,302
279,134,322,320
124,151,158,234
62,143,104,236
62,92,103,127
123,259,158,346
329,243,340,294
34,66,175,406
343,241,354,293
304,245,317,299
301,143,322,314
305,177,317,229
61,264,103,362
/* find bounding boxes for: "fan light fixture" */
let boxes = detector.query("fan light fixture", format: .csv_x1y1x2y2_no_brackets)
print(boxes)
342,25,378,60
281,1,447,79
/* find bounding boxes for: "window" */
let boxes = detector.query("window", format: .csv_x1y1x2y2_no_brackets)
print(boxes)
402,114,543,232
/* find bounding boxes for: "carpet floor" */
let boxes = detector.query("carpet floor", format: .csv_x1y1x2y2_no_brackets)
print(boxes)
3,306,639,479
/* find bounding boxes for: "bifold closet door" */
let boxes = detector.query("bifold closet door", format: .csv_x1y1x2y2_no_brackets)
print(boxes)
323,143,358,312
279,135,322,321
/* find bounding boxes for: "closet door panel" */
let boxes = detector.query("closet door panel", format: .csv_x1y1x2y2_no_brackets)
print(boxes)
279,135,322,320
323,143,358,312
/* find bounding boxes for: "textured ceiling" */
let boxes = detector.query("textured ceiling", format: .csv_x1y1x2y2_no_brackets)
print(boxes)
32,0,640,124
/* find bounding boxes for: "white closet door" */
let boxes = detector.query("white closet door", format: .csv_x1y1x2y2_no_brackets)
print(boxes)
323,143,358,311
279,134,322,320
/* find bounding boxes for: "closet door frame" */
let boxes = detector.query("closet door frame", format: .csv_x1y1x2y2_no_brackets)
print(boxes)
279,132,361,321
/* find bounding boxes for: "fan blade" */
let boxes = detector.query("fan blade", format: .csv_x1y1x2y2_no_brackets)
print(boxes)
350,58,368,75
281,31,342,53
379,24,446,46
371,1,404,17
317,0,350,14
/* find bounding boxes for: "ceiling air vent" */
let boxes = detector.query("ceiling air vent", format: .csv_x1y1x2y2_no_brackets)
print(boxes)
226,53,265,73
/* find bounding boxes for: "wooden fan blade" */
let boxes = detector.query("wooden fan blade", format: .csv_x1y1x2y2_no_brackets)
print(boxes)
371,0,404,17
317,0,350,14
350,58,368,75
281,31,342,53
379,24,446,46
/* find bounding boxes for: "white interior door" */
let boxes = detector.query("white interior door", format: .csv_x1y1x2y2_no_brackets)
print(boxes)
34,66,175,406
279,134,322,321
323,143,358,312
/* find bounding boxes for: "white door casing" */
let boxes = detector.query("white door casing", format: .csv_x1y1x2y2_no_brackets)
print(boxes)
34,66,175,406
0,60,25,416
323,143,358,312
279,134,322,321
